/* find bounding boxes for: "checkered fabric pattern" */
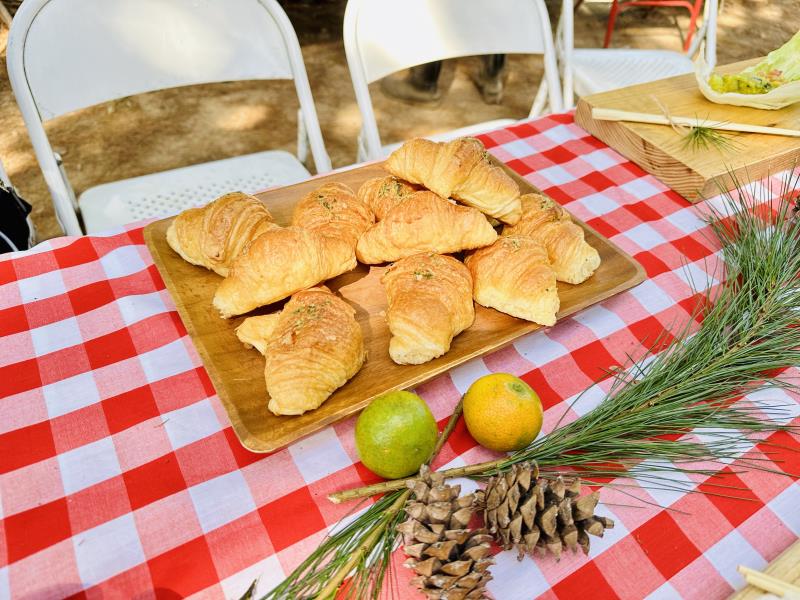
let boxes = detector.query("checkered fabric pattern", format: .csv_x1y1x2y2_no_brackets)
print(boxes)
1,113,799,600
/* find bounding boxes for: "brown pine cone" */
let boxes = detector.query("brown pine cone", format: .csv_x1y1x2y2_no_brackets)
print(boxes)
397,466,494,599
477,463,614,560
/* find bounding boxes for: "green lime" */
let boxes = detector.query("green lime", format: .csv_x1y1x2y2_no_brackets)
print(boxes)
355,390,438,479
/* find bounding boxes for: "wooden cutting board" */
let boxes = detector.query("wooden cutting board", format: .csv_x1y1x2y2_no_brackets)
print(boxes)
144,161,645,453
575,58,800,202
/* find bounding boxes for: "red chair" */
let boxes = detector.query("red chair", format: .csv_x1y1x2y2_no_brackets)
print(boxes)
603,0,705,51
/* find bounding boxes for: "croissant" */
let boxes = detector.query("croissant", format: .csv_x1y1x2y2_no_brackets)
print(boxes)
355,191,497,264
166,191,278,277
381,253,474,365
292,182,374,245
465,236,559,326
213,226,356,317
502,193,601,284
234,314,280,355
357,176,419,221
385,137,521,224
235,287,366,415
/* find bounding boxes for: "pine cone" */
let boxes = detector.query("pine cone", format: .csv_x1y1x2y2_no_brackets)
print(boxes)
478,463,614,560
397,466,494,600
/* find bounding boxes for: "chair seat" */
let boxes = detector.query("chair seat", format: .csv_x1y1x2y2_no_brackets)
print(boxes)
79,150,310,233
381,118,518,156
572,49,694,96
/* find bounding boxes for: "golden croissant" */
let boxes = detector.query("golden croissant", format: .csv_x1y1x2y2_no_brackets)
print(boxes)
502,193,601,284
235,287,366,415
382,253,475,365
292,182,374,245
166,191,278,277
234,314,280,355
356,191,498,264
385,137,521,224
213,226,356,318
465,236,559,326
357,176,419,221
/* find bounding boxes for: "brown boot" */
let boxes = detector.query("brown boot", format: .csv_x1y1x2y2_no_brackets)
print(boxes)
472,54,507,104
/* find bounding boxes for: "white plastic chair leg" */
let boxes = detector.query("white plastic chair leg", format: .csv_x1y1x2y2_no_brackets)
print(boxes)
530,79,549,118
356,131,368,164
54,152,79,211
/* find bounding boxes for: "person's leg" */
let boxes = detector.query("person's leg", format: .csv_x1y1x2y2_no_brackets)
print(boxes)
409,61,442,92
381,60,444,103
472,54,507,104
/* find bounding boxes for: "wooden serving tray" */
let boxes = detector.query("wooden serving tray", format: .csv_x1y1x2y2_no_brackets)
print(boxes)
729,538,800,599
575,58,800,203
144,161,645,452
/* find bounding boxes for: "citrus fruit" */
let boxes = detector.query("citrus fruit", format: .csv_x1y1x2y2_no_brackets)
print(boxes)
463,373,543,452
355,390,438,479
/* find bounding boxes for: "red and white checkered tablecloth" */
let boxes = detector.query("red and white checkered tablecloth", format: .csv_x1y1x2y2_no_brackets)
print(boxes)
1,113,799,600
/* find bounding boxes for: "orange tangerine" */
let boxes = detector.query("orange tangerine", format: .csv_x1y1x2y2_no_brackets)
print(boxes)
463,373,543,452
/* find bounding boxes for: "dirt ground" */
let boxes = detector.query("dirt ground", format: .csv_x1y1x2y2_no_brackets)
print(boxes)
1,0,798,240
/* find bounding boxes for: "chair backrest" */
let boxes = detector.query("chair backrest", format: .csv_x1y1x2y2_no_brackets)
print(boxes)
344,0,563,160
558,0,718,106
8,0,331,236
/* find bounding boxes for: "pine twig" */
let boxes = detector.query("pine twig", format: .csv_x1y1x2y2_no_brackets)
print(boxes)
330,456,508,503
428,397,464,464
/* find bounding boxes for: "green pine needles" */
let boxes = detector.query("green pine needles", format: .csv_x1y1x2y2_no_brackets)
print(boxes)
262,490,408,599
258,172,800,599
506,172,800,484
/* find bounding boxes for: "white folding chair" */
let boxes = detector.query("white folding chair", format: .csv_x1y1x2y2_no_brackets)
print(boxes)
7,0,332,236
344,0,564,162
558,0,718,105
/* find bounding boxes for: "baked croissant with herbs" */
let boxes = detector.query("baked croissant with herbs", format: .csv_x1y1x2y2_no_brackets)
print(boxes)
356,191,497,264
213,226,356,317
292,182,374,245
235,287,366,415
382,253,475,365
465,236,560,326
357,176,419,221
385,137,521,224
166,191,279,277
213,183,373,318
502,193,601,284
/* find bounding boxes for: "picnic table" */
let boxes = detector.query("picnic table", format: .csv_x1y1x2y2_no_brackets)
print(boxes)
1,112,798,599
